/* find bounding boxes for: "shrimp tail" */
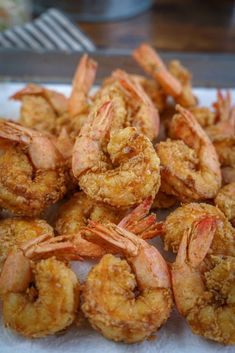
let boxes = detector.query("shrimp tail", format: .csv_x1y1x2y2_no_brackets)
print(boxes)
0,120,32,145
21,233,83,261
118,197,163,239
113,69,160,139
0,251,32,295
83,221,139,256
68,54,97,118
132,43,182,97
72,101,114,178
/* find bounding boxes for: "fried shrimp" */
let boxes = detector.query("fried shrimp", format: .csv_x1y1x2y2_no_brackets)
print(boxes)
133,43,196,107
82,222,173,343
215,183,235,225
0,120,66,216
102,73,166,113
0,254,79,338
55,191,125,258
94,70,160,141
172,217,235,344
11,84,68,133
0,218,54,271
205,91,235,183
68,54,97,119
163,202,235,257
189,106,216,128
156,105,222,201
55,193,162,258
130,75,166,112
72,101,161,208
0,230,81,338
55,192,124,234
113,69,160,141
55,55,98,140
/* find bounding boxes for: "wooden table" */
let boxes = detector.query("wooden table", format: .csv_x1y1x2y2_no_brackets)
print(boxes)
1,0,235,86
80,0,235,53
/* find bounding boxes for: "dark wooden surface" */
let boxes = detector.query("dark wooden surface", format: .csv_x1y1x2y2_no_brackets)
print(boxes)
1,0,235,87
79,0,235,53
1,50,235,87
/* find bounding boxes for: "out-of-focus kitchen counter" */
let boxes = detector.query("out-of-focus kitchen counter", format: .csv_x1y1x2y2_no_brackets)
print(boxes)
79,0,235,52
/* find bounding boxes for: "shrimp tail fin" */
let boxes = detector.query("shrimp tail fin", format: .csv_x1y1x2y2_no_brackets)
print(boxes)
0,120,32,145
83,221,139,256
188,216,217,267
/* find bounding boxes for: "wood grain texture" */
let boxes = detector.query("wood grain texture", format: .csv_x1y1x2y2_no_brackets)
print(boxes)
79,0,235,52
0,49,234,87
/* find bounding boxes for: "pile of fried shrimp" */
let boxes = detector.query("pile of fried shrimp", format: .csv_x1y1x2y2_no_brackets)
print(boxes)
0,43,234,346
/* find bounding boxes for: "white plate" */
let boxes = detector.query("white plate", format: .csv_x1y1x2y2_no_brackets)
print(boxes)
0,83,234,353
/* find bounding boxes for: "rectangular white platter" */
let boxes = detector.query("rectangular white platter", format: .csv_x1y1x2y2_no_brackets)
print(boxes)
0,83,235,353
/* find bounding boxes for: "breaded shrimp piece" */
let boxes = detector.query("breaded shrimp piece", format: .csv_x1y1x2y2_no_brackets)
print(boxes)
82,222,173,343
0,120,67,216
11,83,68,133
163,202,235,257
172,217,235,344
0,255,79,338
0,218,54,271
56,193,162,258
72,101,161,208
156,105,221,201
215,183,235,225
133,43,196,107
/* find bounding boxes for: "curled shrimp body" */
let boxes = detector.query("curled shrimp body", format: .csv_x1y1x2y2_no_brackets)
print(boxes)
0,233,81,338
156,105,221,201
55,192,124,234
55,193,162,258
163,202,235,257
102,74,166,113
72,102,161,208
91,81,127,136
0,218,54,271
130,75,166,112
82,222,173,343
205,91,235,183
11,84,68,134
133,43,196,107
0,256,79,338
95,70,160,141
55,191,125,258
172,217,235,344
113,69,160,141
0,120,66,216
215,183,235,226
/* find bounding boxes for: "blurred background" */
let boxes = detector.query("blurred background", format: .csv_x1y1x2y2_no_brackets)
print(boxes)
0,0,234,52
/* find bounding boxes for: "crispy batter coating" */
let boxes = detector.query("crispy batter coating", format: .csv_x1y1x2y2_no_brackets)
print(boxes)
55,192,126,258
2,257,79,338
0,218,54,270
215,183,235,223
164,202,235,256
56,192,124,235
156,106,221,201
186,256,235,344
0,145,66,216
79,127,161,208
73,101,161,208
